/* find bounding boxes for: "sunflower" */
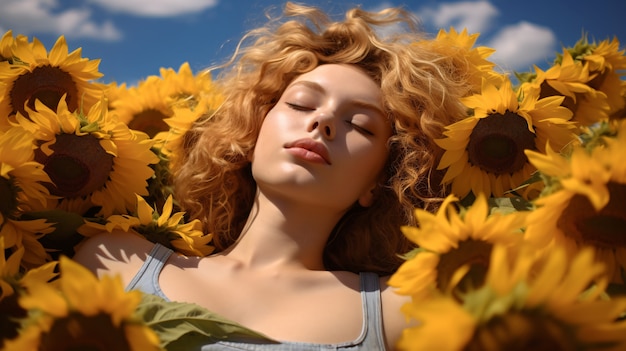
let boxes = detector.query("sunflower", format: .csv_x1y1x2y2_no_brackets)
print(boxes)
436,77,577,199
0,237,57,348
0,215,55,269
429,27,503,92
0,126,57,267
152,63,223,178
113,62,222,141
102,81,128,107
158,62,223,111
566,36,626,117
0,34,104,128
388,194,527,300
154,103,206,173
13,97,159,218
395,244,626,351
111,76,172,138
468,244,626,350
111,63,222,207
105,82,167,214
524,119,626,283
80,194,214,256
521,49,611,127
0,126,52,215
3,256,162,351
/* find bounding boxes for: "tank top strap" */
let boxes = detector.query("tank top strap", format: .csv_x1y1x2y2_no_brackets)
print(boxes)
126,243,173,300
358,272,386,350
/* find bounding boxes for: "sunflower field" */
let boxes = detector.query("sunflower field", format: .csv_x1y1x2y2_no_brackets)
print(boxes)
0,26,625,350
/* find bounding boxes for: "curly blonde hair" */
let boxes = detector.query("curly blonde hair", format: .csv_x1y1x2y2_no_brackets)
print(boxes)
174,2,472,275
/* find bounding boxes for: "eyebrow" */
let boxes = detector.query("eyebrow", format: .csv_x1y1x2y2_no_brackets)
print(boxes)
289,80,386,118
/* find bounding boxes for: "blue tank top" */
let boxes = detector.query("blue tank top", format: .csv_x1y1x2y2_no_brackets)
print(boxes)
126,243,388,350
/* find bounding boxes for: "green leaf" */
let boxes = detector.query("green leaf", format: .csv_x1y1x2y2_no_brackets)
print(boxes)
505,170,544,195
487,196,532,215
399,247,428,260
23,209,87,258
23,209,85,239
135,294,277,350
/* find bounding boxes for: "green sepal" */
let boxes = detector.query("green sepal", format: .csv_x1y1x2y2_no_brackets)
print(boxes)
486,196,532,215
399,246,428,260
135,294,277,350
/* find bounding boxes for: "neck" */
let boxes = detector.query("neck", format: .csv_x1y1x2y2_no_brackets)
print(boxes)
224,188,345,271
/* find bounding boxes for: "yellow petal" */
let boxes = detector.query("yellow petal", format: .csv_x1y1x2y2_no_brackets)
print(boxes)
19,281,68,317
59,256,99,315
136,195,154,224
157,195,174,227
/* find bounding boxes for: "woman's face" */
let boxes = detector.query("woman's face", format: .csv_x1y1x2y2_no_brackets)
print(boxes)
251,64,393,212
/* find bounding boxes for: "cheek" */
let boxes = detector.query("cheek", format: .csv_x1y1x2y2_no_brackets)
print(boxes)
366,149,390,181
256,113,285,147
259,109,299,137
252,111,299,163
345,139,390,179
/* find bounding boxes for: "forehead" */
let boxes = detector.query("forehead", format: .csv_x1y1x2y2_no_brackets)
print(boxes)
288,64,382,100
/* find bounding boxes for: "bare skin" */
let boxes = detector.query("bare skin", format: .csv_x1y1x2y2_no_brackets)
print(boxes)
74,230,409,349
74,64,411,349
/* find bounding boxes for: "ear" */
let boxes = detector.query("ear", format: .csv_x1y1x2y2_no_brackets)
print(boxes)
358,184,376,207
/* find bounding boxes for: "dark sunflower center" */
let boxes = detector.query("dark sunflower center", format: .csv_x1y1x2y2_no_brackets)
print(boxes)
0,293,28,349
539,81,577,114
437,239,493,294
39,313,132,351
557,181,626,248
0,176,19,217
464,312,576,351
128,108,170,138
467,111,536,176
35,134,114,198
9,65,79,118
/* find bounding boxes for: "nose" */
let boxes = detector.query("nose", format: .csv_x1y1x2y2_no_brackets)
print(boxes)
308,112,335,140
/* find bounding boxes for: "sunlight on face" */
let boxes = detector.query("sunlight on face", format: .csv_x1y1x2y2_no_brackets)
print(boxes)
252,64,392,212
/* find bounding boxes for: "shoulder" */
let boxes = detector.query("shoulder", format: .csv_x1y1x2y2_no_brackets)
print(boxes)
72,230,156,285
379,275,413,350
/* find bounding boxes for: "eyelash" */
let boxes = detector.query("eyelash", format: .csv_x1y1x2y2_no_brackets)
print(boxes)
346,121,374,136
286,102,374,136
286,102,312,112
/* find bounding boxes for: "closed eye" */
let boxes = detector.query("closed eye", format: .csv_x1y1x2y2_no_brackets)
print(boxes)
286,102,314,112
345,120,374,136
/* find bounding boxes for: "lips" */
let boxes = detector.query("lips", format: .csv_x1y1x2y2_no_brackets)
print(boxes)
284,138,332,165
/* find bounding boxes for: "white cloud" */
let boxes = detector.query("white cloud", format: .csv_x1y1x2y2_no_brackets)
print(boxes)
417,0,499,34
87,0,219,17
414,1,557,72
487,21,557,72
0,0,122,41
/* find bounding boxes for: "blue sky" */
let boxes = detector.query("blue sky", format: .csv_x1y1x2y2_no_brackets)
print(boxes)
1,0,624,85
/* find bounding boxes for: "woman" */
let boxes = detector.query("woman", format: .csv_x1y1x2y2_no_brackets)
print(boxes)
74,2,470,349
